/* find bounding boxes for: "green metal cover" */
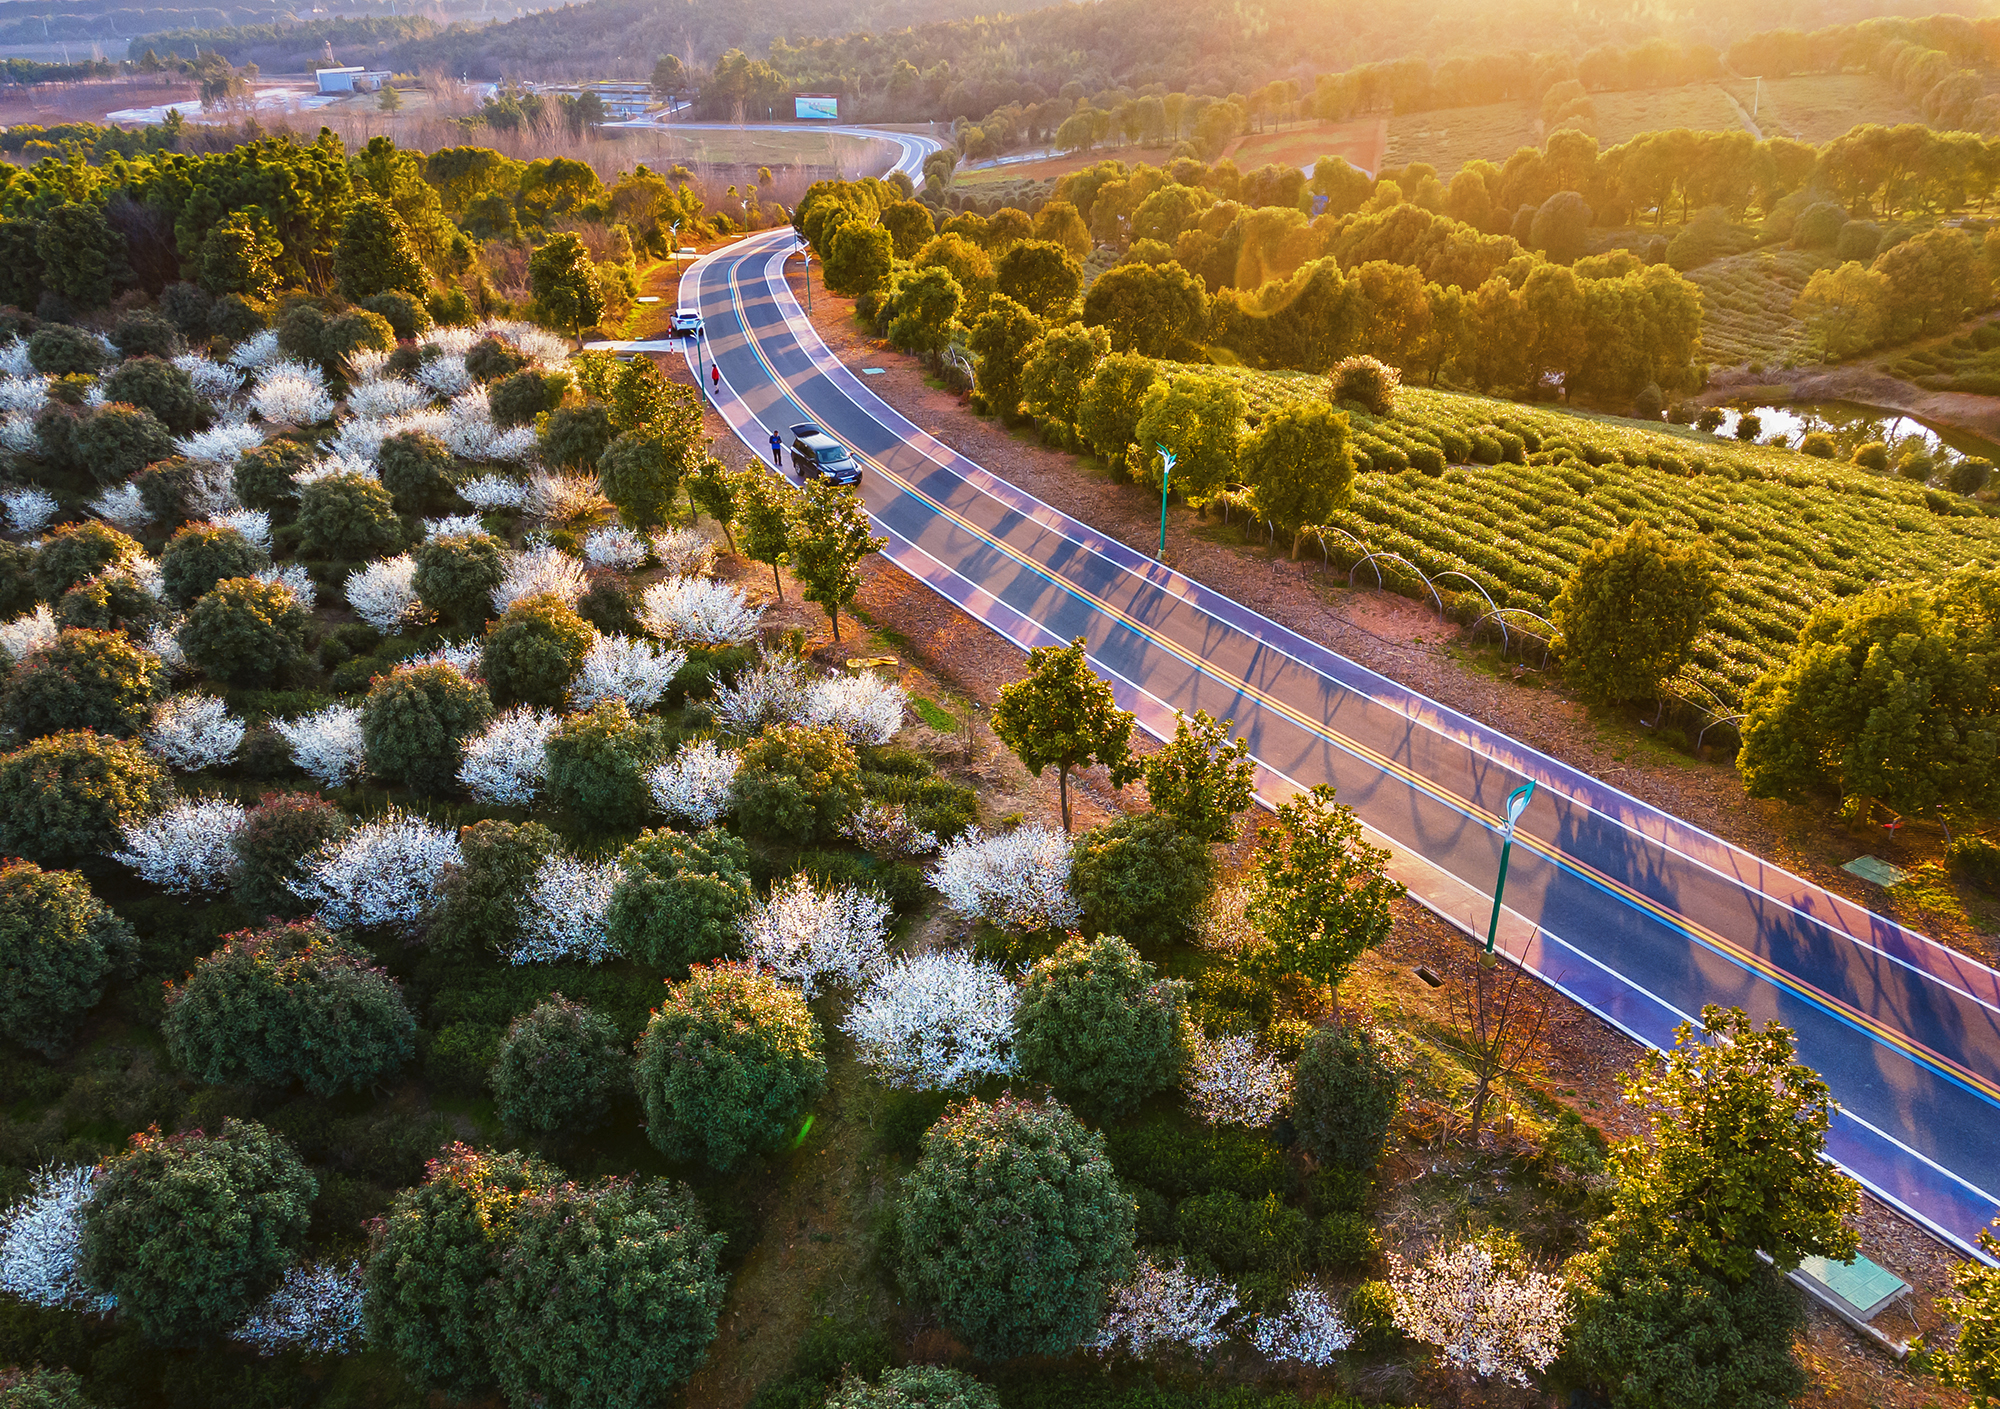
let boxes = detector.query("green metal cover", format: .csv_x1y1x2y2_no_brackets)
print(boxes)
1797,1253,1909,1320
1841,855,1907,888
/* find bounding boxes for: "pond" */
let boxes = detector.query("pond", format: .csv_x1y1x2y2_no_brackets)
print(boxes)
1709,401,2000,463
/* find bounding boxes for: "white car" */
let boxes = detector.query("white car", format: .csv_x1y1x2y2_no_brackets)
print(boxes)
669,309,704,337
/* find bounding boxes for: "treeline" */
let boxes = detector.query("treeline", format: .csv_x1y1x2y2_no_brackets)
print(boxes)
1726,11,2000,129
127,13,437,69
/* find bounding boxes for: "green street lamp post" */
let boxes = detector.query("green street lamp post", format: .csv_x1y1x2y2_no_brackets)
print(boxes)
1156,443,1175,559
1484,780,1536,956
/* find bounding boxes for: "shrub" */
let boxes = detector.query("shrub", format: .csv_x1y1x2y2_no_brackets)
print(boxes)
1835,219,1882,263
544,700,672,829
1293,1024,1402,1170
1851,441,1890,472
72,404,175,487
634,962,827,1170
180,575,310,686
0,1367,94,1408
360,289,431,341
0,627,161,740
102,357,206,436
538,403,613,470
378,430,457,514
1948,833,2000,889
1068,813,1215,945
0,858,133,1056
464,335,529,382
1015,934,1187,1118
230,790,350,917
31,520,138,601
481,593,596,708
487,1177,726,1409
825,1367,999,1409
163,918,416,1095
0,730,171,863
1789,202,1846,250
361,663,494,794
319,309,397,374
1104,1117,1295,1201
606,826,753,972
297,472,402,559
363,1144,562,1398
1328,355,1398,415
576,575,644,636
734,722,864,844
1798,431,1837,459
78,1120,315,1345
233,440,311,512
161,522,266,607
1951,456,1995,495
598,432,687,530
1346,1278,1399,1350
491,995,627,1135
54,569,157,635
898,1095,1135,1358
414,531,505,629
162,285,216,337
26,325,104,376
1316,1209,1380,1270
1172,1190,1310,1275
489,368,568,427
430,819,558,958
111,308,183,359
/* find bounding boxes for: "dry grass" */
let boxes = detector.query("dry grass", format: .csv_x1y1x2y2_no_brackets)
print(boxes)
1592,84,1747,143
1386,102,1538,176
956,147,1130,185
1228,117,1385,173
1722,72,1923,144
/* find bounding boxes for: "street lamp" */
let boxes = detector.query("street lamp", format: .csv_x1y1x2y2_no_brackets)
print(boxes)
670,222,681,276
1484,780,1536,956
796,233,812,315
1155,444,1175,559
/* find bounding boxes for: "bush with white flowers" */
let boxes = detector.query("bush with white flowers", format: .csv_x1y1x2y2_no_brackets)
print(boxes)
459,705,558,805
639,574,762,646
415,353,473,398
570,634,685,712
0,603,57,662
583,523,649,570
458,472,527,511
1390,1243,1568,1388
1091,1257,1240,1358
410,637,484,676
112,797,247,893
176,422,265,466
0,412,37,454
291,810,460,930
712,650,810,733
144,692,245,771
649,526,717,576
524,469,608,523
492,544,587,613
740,873,892,997
344,554,427,632
276,704,368,787
2,485,58,534
841,802,939,859
1186,1030,1292,1128
293,451,376,490
932,825,1080,931
1251,1283,1354,1367
423,512,486,538
646,737,739,825
511,854,622,964
174,352,243,401
143,615,189,675
806,672,907,746
251,367,334,425
0,373,48,412
228,330,282,370
844,949,1018,1090
347,376,428,420
0,339,29,377
257,561,318,612
213,508,273,554
231,1260,367,1356
0,1164,108,1311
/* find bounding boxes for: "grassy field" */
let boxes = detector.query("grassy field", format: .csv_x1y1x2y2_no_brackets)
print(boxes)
1683,245,1832,369
1888,320,2000,392
1591,84,1746,144
1385,102,1538,176
1721,72,1923,144
1216,371,2000,708
957,148,1126,185
1228,118,1384,173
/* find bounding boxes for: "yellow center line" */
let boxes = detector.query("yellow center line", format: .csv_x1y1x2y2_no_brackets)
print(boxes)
721,248,2000,1107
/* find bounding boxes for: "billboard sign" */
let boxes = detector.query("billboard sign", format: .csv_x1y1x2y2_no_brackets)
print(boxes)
795,93,839,120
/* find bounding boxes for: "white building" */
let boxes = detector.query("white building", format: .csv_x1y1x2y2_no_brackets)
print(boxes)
316,66,391,94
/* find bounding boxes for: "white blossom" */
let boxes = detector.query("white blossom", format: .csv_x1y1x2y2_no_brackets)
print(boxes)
712,650,810,732
1091,1257,1240,1358
740,873,892,998
0,412,37,454
1389,1244,1568,1388
89,480,151,530
583,523,648,570
844,949,1017,1090
423,513,486,538
485,321,569,365
1251,1283,1354,1366
179,460,241,520
83,384,108,410
649,526,718,577
410,637,484,677
414,353,473,398
1186,1030,1292,1128
2,485,58,534
483,425,539,463
175,421,266,466
525,470,610,523
227,330,282,370
570,634,683,712
293,452,377,490
510,854,622,964
460,705,558,805
251,370,334,425
256,561,318,612
647,737,739,825
0,338,33,379
458,472,527,511
173,353,242,402
492,544,587,613
932,825,1079,931
0,1165,108,1310
346,375,428,420
428,326,482,357
276,704,367,787
639,575,762,646
143,614,189,675
0,375,48,413
841,801,938,859
211,508,272,555
344,555,427,632
292,810,460,930
127,551,165,601
0,603,58,663
145,692,245,771
346,347,392,382
806,672,907,746
231,1260,366,1356
324,417,390,466
112,797,247,893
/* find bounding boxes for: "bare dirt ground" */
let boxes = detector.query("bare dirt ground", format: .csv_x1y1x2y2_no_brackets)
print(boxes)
0,72,193,125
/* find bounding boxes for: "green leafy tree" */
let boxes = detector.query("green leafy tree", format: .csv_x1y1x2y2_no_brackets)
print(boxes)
995,239,1082,320
1077,352,1159,464
37,202,127,310
528,233,605,333
161,522,266,608
1143,709,1255,842
992,636,1139,831
364,1144,562,1399
180,575,310,687
230,791,348,918
824,222,895,298
539,402,613,470
734,722,864,844
1014,934,1187,1117
491,996,627,1135
898,1095,1135,1358
103,357,207,436
1244,783,1400,993
1035,200,1092,259
1240,401,1356,558
163,918,415,1095
606,826,753,972
79,1121,315,1346
789,479,885,641
1873,226,1987,339
361,663,494,794
915,232,996,312
297,472,402,560
1068,814,1216,944
598,432,686,530
886,265,962,355
73,405,175,487
735,468,799,597
634,962,827,1170
1131,372,1245,508
490,367,571,427
686,457,740,551
966,294,1046,420
1020,323,1110,448
197,213,281,299
0,1366,94,1407
1,628,161,740
0,731,171,864
1927,1229,2000,1408
481,593,597,709
826,1366,999,1409
1081,259,1210,359
26,325,106,377
0,858,133,1057
1551,520,1717,705
335,195,429,302
31,523,136,601
1792,261,1890,361
415,531,505,628
232,441,310,512
880,200,936,259
431,819,557,957
378,430,457,513
488,1177,726,1409
1292,1023,1402,1169
544,700,672,828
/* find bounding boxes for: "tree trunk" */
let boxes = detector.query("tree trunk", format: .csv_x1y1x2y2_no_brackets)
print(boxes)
770,562,782,598
828,605,841,641
1057,765,1072,832
1290,529,1303,561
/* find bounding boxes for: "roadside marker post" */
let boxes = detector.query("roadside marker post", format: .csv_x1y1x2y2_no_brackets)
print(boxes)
1485,780,1537,955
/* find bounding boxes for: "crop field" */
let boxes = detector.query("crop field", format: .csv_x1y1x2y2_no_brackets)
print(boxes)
1384,102,1538,177
1590,84,1746,144
1682,246,1831,369
1723,72,1923,145
1228,118,1384,174
1888,321,2000,393
1218,370,2000,707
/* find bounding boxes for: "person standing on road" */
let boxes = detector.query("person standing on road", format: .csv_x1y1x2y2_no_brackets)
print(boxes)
710,364,720,396
769,430,783,467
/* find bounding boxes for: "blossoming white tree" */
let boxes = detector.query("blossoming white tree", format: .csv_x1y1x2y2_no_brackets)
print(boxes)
173,353,243,401
0,1164,109,1311
583,524,649,570
410,638,484,676
712,650,810,733
0,372,48,411
2,486,58,534
648,526,717,577
346,376,428,420
492,545,587,613
144,692,246,771
569,635,686,712
143,615,189,676
251,366,335,424
511,854,622,964
414,353,474,398
0,603,57,662
458,472,528,511
841,802,939,859
459,705,559,805
639,575,762,646
1185,1030,1293,1128
231,1260,367,1356
423,513,486,539
112,797,247,893
291,810,461,930
228,329,281,370
844,949,1018,1090
88,481,151,531
344,555,428,633
214,508,273,555
646,737,740,825
524,470,609,523
176,423,265,466
805,672,907,746
1389,1243,1568,1389
1091,1257,1241,1358
257,562,318,612
293,452,377,490
931,825,1080,931
1251,1283,1354,1366
740,874,892,998
276,704,367,787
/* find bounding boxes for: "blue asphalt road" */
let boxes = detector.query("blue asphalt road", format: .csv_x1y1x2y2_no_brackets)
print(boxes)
677,218,2000,1261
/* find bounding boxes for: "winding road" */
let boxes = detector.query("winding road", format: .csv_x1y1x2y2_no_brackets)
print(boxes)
672,132,2000,1262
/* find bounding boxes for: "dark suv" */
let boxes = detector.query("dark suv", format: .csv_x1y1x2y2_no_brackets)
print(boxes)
788,423,862,485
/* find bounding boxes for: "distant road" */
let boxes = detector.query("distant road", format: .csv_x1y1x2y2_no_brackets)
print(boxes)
605,110,944,182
